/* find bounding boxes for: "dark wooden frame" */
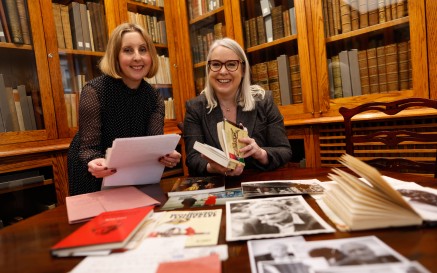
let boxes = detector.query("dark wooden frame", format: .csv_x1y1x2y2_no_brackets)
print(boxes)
339,98,437,177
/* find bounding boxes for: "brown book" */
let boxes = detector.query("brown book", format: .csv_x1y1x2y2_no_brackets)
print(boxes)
390,0,398,19
257,62,270,91
385,43,399,91
396,0,407,18
282,10,291,37
376,45,388,93
332,0,341,35
271,5,284,40
368,0,379,26
326,0,335,36
340,0,351,33
350,0,360,31
367,47,379,93
322,0,330,37
378,0,386,23
96,2,108,50
68,2,84,50
267,59,281,106
331,55,343,99
248,17,258,47
213,22,224,39
16,0,30,44
0,0,11,42
385,0,392,21
52,3,65,49
358,0,369,28
87,2,99,51
3,0,23,43
358,49,370,94
397,41,409,90
244,19,250,48
250,62,259,85
17,84,33,130
289,54,302,103
256,16,266,44
60,4,73,49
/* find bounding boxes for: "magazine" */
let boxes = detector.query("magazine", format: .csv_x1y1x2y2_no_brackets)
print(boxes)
241,179,325,198
167,176,225,197
225,196,334,241
148,209,222,247
161,188,244,210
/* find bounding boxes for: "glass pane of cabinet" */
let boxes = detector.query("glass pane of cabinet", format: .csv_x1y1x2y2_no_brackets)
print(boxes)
239,0,302,107
0,0,56,142
322,0,412,99
187,1,227,95
126,0,175,120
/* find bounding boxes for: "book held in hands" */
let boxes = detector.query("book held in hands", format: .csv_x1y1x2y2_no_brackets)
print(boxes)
51,206,154,257
317,154,427,231
193,119,248,170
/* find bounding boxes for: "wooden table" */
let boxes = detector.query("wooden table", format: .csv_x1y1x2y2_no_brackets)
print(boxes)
1,167,436,273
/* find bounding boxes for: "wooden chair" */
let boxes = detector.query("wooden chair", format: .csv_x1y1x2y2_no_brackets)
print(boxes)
339,98,437,177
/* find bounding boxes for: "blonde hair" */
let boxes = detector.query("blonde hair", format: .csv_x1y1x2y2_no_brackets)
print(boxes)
203,38,265,112
99,23,159,79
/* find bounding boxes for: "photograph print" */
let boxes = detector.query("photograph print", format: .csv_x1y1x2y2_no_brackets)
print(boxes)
293,235,408,270
241,179,325,198
226,196,334,241
247,236,306,273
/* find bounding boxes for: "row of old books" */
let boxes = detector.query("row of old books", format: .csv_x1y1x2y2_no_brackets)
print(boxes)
251,54,302,106
127,11,167,45
323,0,409,37
187,0,223,20
0,0,31,44
0,74,38,132
63,74,86,128
244,5,297,48
52,2,108,52
145,55,172,85
191,22,225,63
328,41,412,99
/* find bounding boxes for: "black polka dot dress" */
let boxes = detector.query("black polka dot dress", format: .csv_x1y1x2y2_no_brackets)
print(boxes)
67,75,164,195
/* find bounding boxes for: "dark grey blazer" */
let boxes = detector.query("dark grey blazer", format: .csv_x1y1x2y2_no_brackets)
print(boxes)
183,91,292,176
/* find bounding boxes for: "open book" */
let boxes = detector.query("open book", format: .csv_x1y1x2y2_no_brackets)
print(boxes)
193,119,248,170
317,154,425,231
103,134,180,187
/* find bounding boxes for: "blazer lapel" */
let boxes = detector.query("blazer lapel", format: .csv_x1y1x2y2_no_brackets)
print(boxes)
237,107,257,136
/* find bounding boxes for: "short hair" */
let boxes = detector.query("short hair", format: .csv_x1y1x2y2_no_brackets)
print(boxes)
248,201,289,212
203,38,265,112
99,23,159,79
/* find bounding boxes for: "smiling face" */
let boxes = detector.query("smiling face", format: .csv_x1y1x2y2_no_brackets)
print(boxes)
251,204,291,225
208,46,244,99
118,31,152,89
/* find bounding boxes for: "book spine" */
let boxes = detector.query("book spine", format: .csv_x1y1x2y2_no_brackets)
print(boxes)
60,5,73,49
339,50,352,97
385,0,392,21
378,0,386,23
248,17,258,47
340,0,351,33
0,74,13,131
349,0,359,31
289,54,302,103
256,16,266,45
376,45,388,93
358,49,370,95
52,3,65,48
326,0,335,37
367,47,379,93
0,0,11,42
348,49,362,96
3,0,23,43
69,2,84,50
267,59,281,106
12,88,24,131
277,54,292,106
368,0,379,26
358,0,369,28
331,55,343,98
16,84,32,130
385,43,399,91
79,3,91,51
4,86,19,131
271,5,284,40
15,0,30,44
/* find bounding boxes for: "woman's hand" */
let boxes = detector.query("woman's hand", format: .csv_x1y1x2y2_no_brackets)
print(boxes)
159,150,181,168
204,155,244,176
88,158,116,178
239,137,269,165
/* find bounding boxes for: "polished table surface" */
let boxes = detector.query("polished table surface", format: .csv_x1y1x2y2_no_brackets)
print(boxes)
1,167,437,273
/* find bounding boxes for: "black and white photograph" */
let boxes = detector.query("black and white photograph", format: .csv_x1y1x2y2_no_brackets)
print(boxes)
241,179,325,198
314,261,431,273
293,236,408,269
247,236,305,273
226,196,335,241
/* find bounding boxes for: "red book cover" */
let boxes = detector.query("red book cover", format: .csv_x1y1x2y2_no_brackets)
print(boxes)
51,206,154,257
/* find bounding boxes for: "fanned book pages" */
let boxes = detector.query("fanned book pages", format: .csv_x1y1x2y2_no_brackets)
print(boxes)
193,119,248,170
318,154,423,231
102,134,180,187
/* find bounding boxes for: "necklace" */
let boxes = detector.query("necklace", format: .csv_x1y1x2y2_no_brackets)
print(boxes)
220,103,233,112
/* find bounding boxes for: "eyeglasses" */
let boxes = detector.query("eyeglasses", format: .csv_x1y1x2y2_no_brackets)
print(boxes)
208,60,244,72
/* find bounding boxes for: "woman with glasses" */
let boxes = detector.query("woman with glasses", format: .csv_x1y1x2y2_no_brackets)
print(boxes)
183,38,292,176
